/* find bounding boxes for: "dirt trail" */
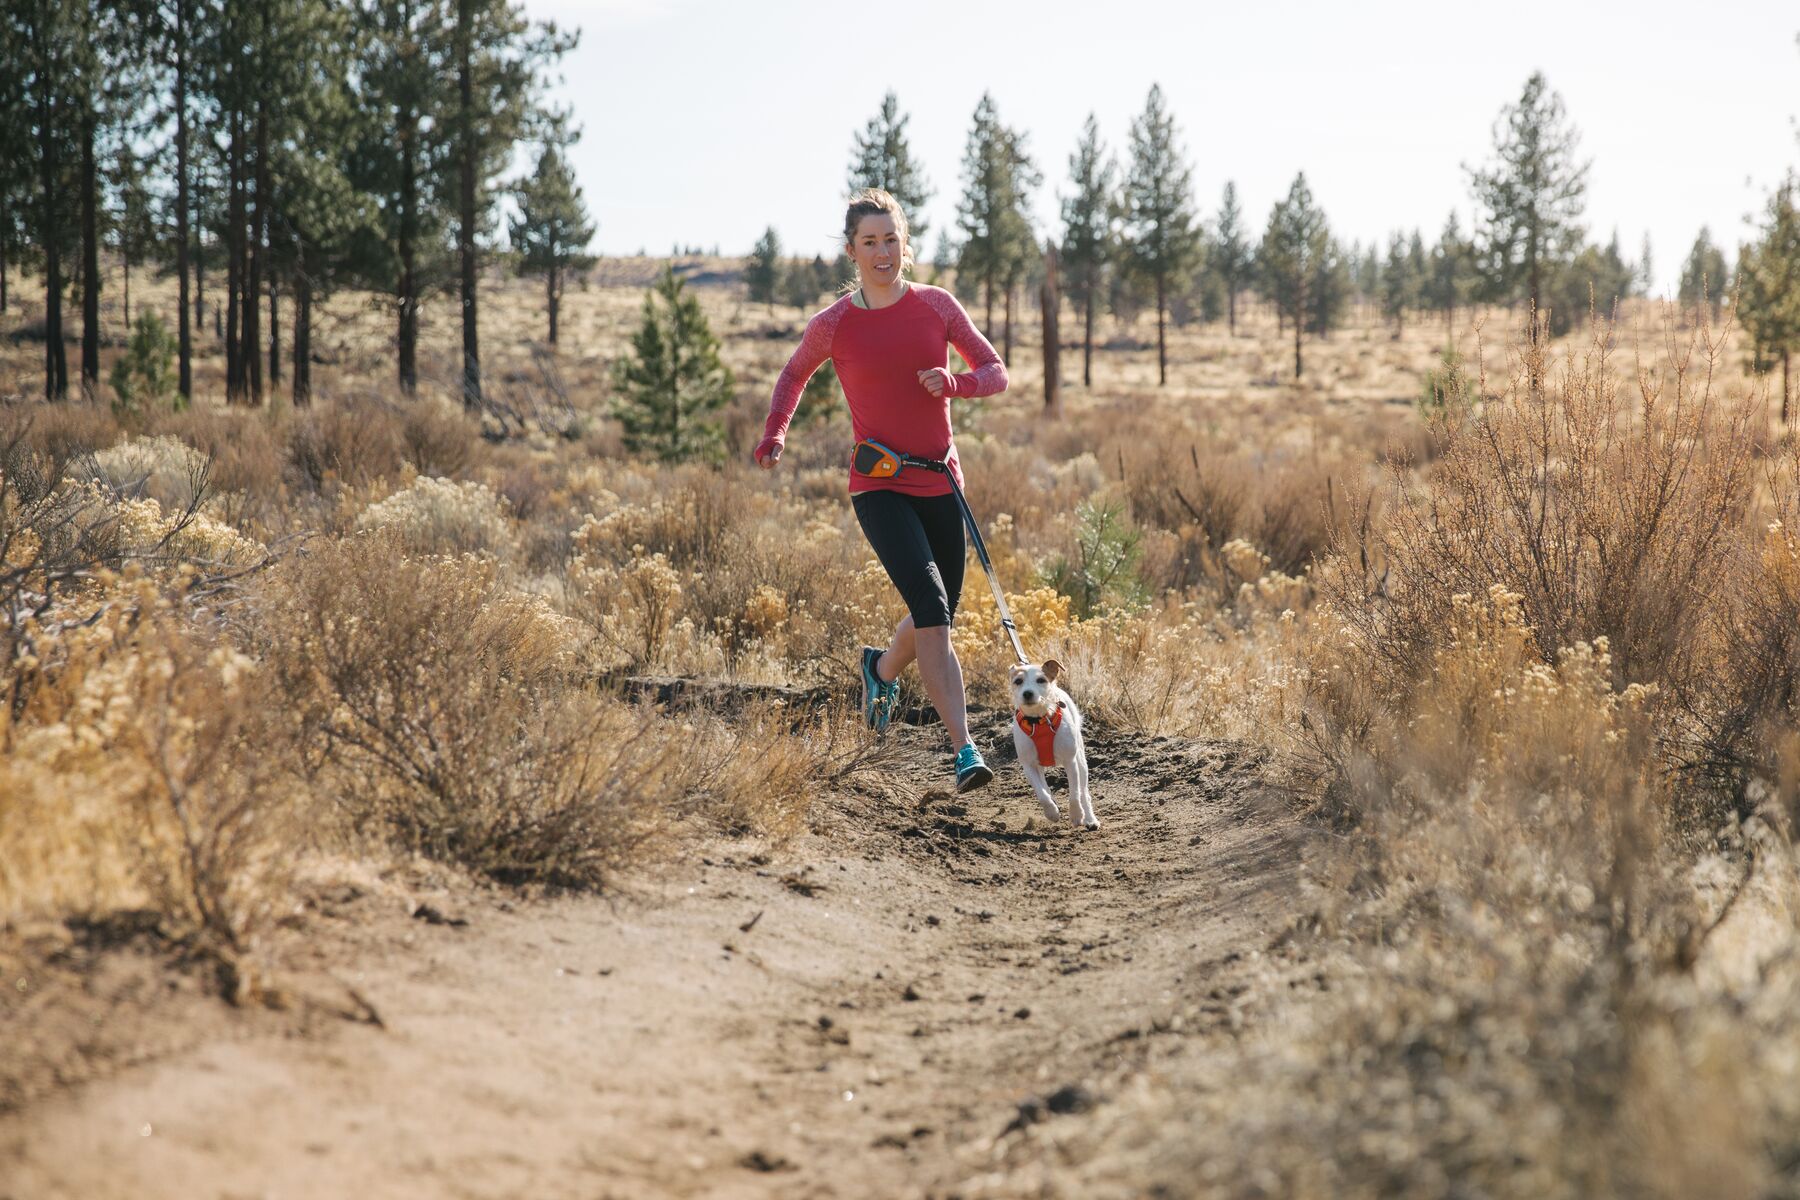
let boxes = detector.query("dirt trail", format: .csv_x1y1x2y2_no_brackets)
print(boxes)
1,706,1300,1199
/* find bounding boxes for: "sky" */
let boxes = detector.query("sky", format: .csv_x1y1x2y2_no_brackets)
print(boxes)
522,0,1798,295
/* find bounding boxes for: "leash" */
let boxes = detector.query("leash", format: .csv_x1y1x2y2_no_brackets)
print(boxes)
852,439,1028,665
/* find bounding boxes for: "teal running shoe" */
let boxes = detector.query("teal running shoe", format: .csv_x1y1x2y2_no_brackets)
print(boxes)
861,646,899,731
954,743,993,794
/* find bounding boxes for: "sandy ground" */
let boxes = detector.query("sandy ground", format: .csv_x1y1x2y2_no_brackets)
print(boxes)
0,703,1302,1200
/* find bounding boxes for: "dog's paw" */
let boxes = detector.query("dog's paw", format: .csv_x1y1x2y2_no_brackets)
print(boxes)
1036,800,1062,822
1081,817,1101,831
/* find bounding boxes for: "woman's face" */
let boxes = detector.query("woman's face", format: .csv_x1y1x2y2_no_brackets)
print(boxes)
847,213,906,287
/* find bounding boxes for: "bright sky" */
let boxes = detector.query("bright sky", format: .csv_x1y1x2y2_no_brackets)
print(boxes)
525,0,1798,295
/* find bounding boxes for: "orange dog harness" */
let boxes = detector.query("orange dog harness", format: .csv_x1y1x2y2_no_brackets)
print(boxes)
1015,706,1065,767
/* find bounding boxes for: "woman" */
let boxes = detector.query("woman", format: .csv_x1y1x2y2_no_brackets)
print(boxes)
753,188,1009,794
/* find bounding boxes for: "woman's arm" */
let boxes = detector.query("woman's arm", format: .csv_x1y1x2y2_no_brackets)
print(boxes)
754,305,842,465
919,287,1008,398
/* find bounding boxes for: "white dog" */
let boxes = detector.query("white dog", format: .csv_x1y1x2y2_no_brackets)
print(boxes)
1009,660,1098,831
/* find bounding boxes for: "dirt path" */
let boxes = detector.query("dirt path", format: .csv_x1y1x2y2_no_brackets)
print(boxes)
0,707,1301,1199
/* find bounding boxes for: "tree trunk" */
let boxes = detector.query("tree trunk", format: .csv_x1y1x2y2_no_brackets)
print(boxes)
225,107,242,402
246,87,266,404
122,252,130,330
293,244,311,405
175,0,191,400
1002,281,1013,364
1,220,8,314
35,12,67,400
1155,269,1167,386
1082,280,1094,389
1040,242,1060,415
268,275,279,387
194,185,205,339
548,266,559,345
1227,285,1237,337
397,107,418,396
80,105,99,394
1784,351,1791,426
457,0,481,409
1293,269,1307,380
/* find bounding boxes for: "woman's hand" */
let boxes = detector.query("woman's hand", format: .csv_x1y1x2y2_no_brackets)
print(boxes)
753,435,783,469
917,368,951,399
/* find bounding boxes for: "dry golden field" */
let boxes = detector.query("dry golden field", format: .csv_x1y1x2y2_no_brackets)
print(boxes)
4,257,1800,1198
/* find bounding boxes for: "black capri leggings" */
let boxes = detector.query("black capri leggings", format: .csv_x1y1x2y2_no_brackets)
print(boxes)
851,489,966,629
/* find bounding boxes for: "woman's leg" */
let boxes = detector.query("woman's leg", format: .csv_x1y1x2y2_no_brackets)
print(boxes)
913,623,972,750
877,614,915,682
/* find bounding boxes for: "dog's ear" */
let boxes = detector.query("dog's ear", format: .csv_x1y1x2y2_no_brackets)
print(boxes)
1043,659,1062,682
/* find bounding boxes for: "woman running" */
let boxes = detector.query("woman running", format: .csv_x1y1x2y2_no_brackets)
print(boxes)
753,188,1009,794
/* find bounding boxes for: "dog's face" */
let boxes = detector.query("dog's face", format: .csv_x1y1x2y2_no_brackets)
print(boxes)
1010,659,1064,717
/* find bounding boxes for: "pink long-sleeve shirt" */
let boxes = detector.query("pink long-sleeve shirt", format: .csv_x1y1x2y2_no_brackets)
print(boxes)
759,283,1009,496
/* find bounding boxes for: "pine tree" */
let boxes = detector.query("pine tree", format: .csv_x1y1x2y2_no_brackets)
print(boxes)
9,0,90,400
847,91,932,245
350,0,455,397
781,256,822,312
264,0,370,406
1213,181,1251,336
1260,172,1333,379
955,93,1036,339
1467,71,1589,337
1738,180,1800,423
1678,227,1729,322
1381,231,1415,337
1543,232,1634,336
77,1,121,396
510,130,596,345
1121,83,1199,386
1425,211,1475,338
111,143,158,333
1060,112,1114,388
0,5,35,320
995,131,1040,362
1637,232,1654,298
746,226,781,311
146,0,201,399
612,267,736,462
1308,238,1351,339
452,0,573,409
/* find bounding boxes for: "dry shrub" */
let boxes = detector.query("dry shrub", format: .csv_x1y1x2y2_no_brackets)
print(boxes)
1,570,301,974
0,416,254,682
261,535,618,884
564,470,876,681
1329,319,1758,698
1672,439,1800,802
259,534,830,886
286,394,406,492
151,404,288,532
84,434,208,510
11,400,118,461
354,473,513,560
570,468,762,569
1168,586,1800,1200
689,698,868,840
400,395,478,477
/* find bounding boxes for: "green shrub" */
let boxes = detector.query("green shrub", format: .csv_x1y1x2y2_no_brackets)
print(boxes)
1041,499,1150,618
109,312,181,417
1418,348,1468,415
